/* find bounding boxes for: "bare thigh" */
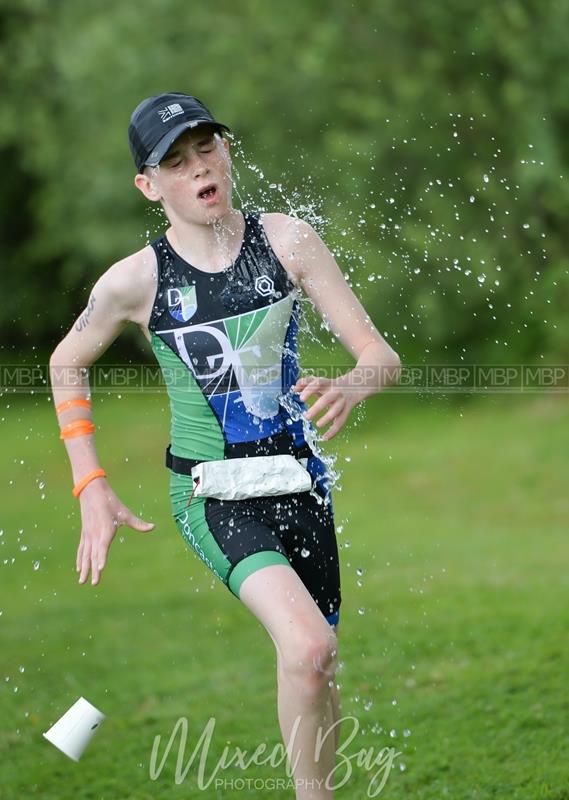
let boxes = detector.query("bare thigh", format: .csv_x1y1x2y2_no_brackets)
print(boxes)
238,563,338,670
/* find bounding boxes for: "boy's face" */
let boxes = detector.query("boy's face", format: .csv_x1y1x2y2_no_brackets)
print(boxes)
134,124,233,223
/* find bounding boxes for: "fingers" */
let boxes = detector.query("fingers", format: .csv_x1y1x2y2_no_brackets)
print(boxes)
76,533,85,573
78,542,101,586
91,547,101,586
314,397,346,428
298,376,329,403
303,388,341,421
76,506,154,588
293,374,330,402
120,508,155,532
77,532,110,586
78,538,91,585
78,541,107,586
316,401,348,441
132,517,155,532
321,407,350,441
291,375,313,393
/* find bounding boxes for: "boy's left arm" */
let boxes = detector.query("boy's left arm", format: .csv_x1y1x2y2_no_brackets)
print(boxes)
287,219,402,439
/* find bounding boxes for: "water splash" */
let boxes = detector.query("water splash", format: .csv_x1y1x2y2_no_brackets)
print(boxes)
276,385,341,503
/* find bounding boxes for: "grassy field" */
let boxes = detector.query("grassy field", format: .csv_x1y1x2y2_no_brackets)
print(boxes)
1,388,568,799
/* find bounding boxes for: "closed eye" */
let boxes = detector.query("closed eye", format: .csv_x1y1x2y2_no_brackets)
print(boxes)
163,140,216,167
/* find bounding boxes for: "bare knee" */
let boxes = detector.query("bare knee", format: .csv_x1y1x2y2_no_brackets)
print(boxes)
279,628,338,694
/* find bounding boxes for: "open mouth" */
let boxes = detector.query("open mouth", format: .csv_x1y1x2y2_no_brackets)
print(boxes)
197,183,218,202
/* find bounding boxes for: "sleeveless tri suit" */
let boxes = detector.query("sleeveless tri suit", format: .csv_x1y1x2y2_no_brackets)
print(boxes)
148,211,341,626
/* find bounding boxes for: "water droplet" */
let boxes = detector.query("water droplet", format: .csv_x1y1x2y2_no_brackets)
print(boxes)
358,607,365,615
469,195,475,203
300,547,310,558
403,728,411,737
389,728,397,738
33,561,40,571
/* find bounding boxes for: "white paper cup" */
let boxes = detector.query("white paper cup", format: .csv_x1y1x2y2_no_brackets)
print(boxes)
42,696,105,761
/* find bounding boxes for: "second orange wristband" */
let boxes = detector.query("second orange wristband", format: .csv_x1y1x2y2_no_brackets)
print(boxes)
72,468,107,498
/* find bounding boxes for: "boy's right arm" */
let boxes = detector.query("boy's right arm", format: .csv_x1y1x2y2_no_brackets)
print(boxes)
49,249,156,587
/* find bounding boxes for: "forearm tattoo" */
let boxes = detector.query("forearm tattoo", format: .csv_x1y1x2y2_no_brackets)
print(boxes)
75,294,97,332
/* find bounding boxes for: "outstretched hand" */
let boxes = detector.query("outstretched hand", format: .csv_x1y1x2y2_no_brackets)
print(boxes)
291,374,359,441
76,479,155,586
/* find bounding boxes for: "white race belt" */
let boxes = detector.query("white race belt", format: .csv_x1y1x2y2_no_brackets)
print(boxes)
191,454,313,500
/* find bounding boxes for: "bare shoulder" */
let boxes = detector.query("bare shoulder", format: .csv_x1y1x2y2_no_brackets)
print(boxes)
259,212,315,288
103,245,157,305
99,244,157,333
260,212,314,249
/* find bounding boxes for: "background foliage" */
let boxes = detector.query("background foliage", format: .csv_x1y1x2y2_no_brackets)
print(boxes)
1,0,567,363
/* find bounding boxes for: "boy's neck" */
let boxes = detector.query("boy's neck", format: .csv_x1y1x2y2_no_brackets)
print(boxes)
166,206,245,270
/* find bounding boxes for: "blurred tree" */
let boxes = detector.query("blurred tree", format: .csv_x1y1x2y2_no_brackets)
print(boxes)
0,0,567,364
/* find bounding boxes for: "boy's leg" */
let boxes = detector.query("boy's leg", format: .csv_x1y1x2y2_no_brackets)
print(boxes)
328,624,341,751
238,563,340,800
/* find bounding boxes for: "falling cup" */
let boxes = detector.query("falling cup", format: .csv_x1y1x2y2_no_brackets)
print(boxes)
42,696,105,761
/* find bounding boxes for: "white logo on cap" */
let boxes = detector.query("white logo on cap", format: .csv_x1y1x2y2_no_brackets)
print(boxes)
157,103,184,123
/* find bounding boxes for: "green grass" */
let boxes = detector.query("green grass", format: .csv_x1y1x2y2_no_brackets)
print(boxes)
1,389,568,799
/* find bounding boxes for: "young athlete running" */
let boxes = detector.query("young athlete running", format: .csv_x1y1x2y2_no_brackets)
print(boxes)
49,93,401,799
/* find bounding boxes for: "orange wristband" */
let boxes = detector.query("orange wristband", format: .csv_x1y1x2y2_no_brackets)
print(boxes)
56,398,92,415
61,418,92,430
60,425,95,440
72,468,107,498
60,419,95,439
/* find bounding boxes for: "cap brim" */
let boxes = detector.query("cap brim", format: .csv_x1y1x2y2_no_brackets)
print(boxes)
144,119,231,168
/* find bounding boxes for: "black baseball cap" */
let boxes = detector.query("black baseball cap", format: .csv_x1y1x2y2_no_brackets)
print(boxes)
128,92,231,173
